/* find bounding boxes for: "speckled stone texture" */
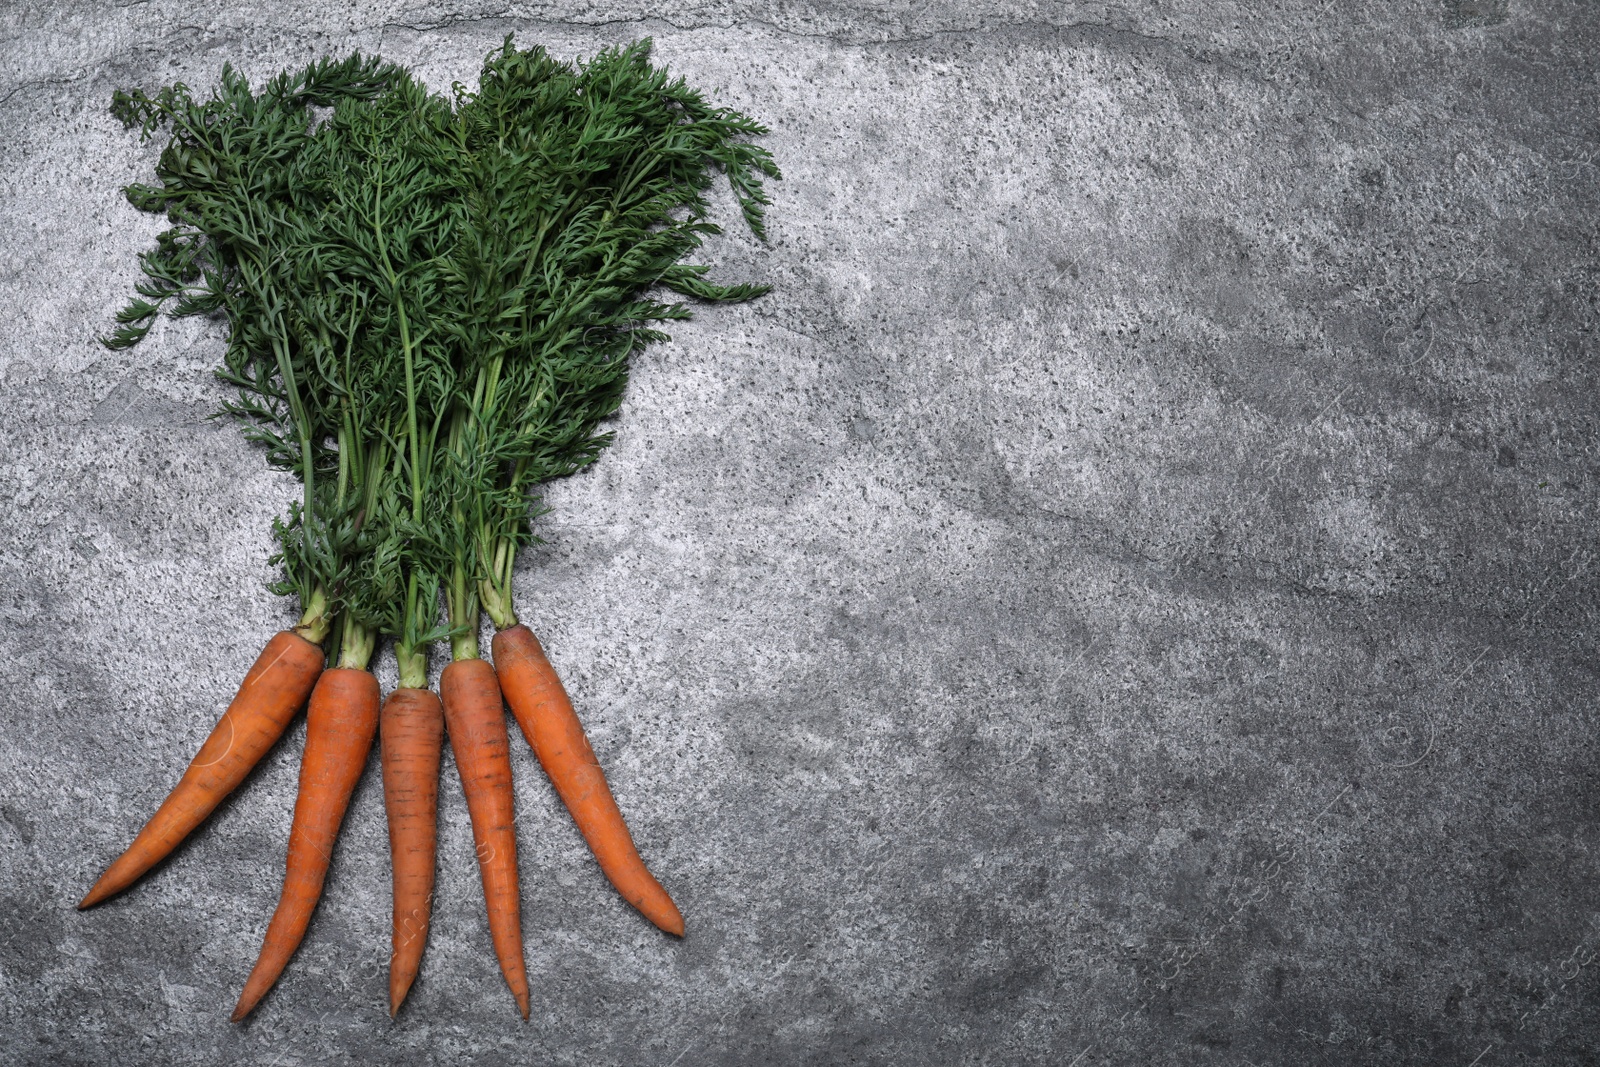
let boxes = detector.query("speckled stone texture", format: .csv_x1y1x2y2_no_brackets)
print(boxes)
1,2,1596,1064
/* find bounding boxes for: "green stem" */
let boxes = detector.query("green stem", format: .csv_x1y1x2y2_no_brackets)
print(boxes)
480,533,519,631
372,181,426,528
395,643,429,689
448,560,479,661
242,253,318,604
335,419,353,514
443,401,480,661
338,616,376,671
396,566,430,689
396,294,423,523
293,584,331,645
372,174,441,680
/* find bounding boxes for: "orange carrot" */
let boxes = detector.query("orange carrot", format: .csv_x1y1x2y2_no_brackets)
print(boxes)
439,658,530,1020
491,625,684,937
79,631,325,910
231,667,379,1021
380,687,443,1016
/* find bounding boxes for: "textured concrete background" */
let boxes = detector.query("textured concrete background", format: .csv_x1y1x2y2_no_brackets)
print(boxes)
1,2,1597,1064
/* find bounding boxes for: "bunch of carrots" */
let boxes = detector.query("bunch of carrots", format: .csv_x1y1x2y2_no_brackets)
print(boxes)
78,38,776,1020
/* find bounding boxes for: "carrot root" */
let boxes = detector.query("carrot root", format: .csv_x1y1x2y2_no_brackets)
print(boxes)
491,624,684,938
440,658,530,1020
79,631,324,910
380,687,444,1017
230,667,379,1021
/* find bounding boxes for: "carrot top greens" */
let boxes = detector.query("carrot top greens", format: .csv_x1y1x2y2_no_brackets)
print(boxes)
440,39,778,657
106,37,779,671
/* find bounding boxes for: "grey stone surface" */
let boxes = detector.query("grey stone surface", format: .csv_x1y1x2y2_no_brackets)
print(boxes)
2,1,1597,1064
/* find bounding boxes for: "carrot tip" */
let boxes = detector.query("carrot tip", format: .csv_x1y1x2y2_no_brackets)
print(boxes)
516,990,530,1020
653,904,686,937
231,988,267,1022
230,987,262,1022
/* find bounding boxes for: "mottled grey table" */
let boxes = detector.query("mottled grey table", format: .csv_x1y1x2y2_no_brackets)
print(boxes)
1,2,1596,1064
